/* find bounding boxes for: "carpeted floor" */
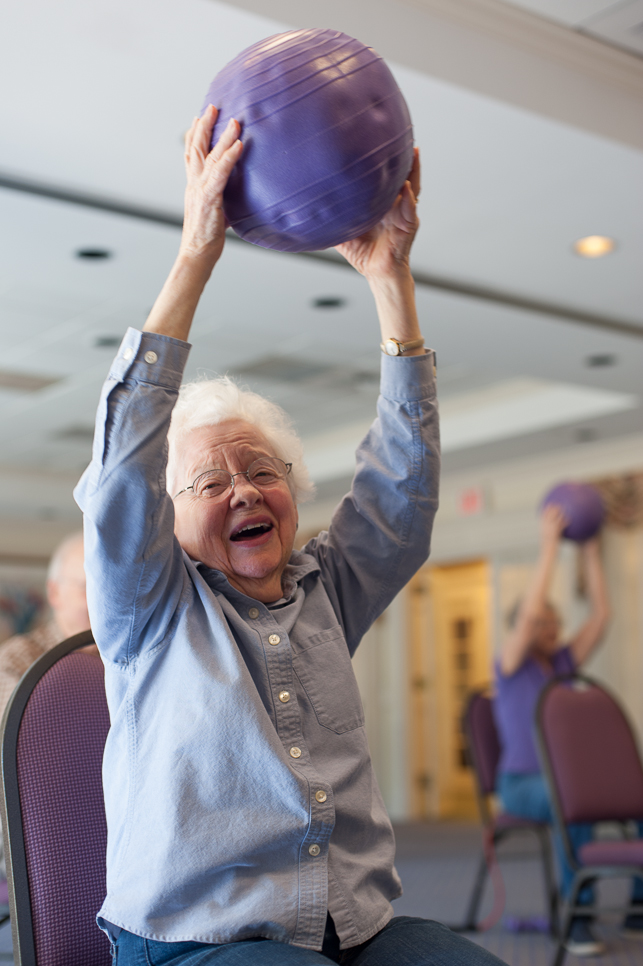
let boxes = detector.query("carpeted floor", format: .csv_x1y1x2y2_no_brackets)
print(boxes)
0,820,641,964
392,821,643,966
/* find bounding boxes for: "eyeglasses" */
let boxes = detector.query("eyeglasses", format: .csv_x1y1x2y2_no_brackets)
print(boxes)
173,457,292,502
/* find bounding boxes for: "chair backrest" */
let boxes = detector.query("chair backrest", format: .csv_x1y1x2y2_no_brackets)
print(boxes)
0,630,111,966
536,675,643,825
464,690,500,814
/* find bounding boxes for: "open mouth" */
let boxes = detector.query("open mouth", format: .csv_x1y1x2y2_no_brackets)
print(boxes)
229,521,274,542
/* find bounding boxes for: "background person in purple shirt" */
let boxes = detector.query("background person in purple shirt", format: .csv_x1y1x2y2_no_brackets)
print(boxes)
494,503,643,954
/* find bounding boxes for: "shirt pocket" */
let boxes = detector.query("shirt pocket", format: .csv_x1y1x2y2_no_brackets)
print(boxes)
292,627,365,734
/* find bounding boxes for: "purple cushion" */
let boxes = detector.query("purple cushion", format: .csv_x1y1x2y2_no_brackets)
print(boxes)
16,650,111,966
579,839,643,867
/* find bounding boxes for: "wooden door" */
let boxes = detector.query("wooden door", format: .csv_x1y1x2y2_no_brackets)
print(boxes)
407,559,492,819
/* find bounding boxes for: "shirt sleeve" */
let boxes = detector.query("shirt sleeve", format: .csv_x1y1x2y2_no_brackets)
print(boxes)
74,328,191,666
304,350,440,654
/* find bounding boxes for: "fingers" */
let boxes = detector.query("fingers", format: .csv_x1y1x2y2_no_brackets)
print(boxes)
183,116,199,161
409,147,421,200
541,503,568,538
188,104,219,169
205,117,241,168
399,181,419,227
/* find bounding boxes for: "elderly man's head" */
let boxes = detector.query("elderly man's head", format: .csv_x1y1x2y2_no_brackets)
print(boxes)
47,532,90,638
167,378,315,602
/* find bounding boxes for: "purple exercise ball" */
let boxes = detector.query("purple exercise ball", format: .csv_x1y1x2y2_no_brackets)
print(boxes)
201,28,414,253
541,482,605,542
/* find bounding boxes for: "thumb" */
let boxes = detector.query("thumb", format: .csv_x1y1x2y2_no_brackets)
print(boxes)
399,181,417,228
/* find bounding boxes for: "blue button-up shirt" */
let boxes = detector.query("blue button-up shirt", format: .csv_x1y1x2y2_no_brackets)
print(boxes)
74,328,439,950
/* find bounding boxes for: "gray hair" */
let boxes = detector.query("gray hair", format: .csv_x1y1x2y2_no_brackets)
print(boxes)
47,531,84,583
166,376,316,505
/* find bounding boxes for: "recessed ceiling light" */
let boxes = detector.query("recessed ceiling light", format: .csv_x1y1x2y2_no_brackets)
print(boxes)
75,248,113,260
575,428,597,444
573,236,616,258
312,296,346,309
94,335,122,349
586,354,617,368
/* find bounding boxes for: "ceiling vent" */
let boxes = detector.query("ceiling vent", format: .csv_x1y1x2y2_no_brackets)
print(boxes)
230,356,379,391
231,356,332,383
0,370,62,392
55,425,95,442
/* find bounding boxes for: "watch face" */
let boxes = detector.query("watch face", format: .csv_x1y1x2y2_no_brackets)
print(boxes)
385,340,400,356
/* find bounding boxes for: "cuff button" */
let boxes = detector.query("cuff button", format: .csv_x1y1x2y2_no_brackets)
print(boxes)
144,350,158,364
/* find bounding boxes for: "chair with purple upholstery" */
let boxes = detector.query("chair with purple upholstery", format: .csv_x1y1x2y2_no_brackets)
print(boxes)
0,629,111,966
536,674,643,966
462,688,559,933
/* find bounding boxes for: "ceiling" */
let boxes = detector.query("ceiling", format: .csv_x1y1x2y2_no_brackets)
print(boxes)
501,0,643,56
0,0,642,525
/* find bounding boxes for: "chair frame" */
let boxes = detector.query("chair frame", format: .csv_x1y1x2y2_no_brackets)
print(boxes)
0,629,96,966
462,687,559,935
536,673,643,966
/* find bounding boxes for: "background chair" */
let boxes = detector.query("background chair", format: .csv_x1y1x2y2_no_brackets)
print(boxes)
536,674,643,966
0,630,110,966
462,688,559,934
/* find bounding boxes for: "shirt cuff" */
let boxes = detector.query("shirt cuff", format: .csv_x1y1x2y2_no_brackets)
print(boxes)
108,328,192,390
379,349,436,402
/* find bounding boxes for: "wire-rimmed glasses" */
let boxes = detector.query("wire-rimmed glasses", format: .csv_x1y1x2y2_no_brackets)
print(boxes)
172,457,292,501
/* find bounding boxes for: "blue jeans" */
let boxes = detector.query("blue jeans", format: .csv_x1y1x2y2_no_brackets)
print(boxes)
110,916,507,966
498,772,643,907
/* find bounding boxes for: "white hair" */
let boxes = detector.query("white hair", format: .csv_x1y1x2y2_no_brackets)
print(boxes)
166,376,316,505
47,531,84,583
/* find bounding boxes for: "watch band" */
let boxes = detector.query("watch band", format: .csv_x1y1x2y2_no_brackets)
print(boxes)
380,337,425,356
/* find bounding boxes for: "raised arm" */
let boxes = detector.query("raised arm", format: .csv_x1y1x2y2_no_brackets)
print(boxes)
500,504,566,676
570,538,610,666
143,106,242,341
336,148,424,357
305,151,439,651
74,109,243,664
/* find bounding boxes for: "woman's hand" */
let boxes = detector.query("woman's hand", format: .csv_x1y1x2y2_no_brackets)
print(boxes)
142,107,242,342
540,503,567,547
179,105,243,269
335,148,420,282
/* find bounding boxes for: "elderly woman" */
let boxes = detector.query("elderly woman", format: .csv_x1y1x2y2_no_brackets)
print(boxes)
75,107,505,966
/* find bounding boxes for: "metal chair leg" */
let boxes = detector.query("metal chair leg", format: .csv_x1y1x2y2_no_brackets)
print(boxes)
463,849,489,931
552,873,588,966
536,827,560,938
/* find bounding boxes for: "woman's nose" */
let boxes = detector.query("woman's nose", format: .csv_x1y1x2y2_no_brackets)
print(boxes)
229,475,262,507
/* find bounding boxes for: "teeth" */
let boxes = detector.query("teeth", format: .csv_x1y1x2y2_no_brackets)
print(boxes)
236,523,269,536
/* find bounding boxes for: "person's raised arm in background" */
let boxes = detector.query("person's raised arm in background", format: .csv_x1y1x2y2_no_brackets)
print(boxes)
569,538,610,666
500,504,566,676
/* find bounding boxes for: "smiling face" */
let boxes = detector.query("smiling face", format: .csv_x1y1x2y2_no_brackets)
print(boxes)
172,419,298,603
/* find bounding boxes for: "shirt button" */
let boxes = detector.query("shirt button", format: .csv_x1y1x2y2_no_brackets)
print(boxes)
278,691,290,704
144,350,158,364
248,607,259,619
268,634,281,646
308,844,321,857
315,790,327,803
123,347,134,361
289,746,302,759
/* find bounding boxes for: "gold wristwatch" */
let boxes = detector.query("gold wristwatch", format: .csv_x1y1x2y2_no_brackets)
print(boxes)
380,337,425,356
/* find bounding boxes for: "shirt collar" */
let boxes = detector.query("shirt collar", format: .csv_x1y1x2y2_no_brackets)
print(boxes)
194,548,320,604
